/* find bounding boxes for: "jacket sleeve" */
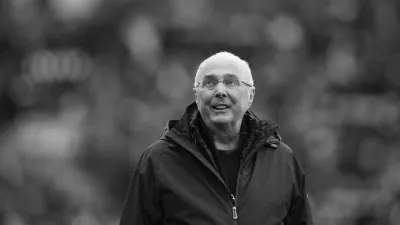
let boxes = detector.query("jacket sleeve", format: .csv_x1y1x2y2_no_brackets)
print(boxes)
119,149,163,225
284,154,313,225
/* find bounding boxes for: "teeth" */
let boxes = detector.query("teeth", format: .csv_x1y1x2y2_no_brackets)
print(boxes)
214,105,228,109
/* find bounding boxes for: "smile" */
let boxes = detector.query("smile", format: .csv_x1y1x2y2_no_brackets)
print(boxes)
212,104,230,110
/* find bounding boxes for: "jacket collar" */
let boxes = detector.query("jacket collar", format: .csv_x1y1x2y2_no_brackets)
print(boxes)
161,102,281,187
161,102,281,152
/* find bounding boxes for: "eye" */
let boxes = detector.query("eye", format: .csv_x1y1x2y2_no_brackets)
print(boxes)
202,79,217,88
224,79,239,87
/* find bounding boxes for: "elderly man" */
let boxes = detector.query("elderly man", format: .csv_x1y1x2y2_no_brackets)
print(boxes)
120,52,313,225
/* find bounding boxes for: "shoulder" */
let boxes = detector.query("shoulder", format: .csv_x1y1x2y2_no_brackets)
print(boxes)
268,141,294,161
136,140,171,173
146,139,173,155
147,139,171,153
277,141,293,155
277,141,306,175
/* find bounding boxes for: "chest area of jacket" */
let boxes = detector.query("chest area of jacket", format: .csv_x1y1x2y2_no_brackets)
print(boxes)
157,148,293,219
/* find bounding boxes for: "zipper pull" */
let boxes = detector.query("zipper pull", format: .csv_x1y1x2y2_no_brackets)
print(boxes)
231,194,238,220
232,206,238,220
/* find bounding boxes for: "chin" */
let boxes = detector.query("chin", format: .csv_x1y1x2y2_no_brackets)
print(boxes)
210,116,233,124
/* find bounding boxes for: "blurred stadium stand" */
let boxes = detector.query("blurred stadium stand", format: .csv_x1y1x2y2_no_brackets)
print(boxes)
0,0,400,224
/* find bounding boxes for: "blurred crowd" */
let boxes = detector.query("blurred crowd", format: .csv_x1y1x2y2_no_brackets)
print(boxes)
0,0,399,224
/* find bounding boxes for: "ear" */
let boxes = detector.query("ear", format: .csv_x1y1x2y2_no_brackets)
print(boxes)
193,88,198,104
248,87,255,107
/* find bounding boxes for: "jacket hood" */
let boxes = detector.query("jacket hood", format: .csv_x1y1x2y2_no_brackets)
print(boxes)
161,102,281,152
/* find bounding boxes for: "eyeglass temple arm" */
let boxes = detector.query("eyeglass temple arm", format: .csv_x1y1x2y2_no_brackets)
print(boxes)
241,81,252,87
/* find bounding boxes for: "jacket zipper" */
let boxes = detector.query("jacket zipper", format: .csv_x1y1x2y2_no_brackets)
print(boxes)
217,156,239,222
205,134,241,223
219,166,239,221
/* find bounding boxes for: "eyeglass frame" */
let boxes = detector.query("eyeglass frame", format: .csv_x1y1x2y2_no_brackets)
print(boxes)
194,77,253,89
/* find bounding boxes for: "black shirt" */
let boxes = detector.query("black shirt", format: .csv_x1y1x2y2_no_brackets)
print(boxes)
216,148,242,196
196,114,246,196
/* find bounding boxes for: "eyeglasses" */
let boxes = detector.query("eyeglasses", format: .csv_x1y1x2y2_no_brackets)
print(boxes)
196,78,253,90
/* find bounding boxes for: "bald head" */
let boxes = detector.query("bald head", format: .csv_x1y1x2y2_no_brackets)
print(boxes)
194,52,254,87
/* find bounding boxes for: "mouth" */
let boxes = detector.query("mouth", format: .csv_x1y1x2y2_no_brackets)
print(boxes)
211,104,230,110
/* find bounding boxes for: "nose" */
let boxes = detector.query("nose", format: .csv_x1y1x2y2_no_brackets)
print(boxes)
214,82,227,98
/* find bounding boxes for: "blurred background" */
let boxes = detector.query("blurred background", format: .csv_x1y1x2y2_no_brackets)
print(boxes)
0,0,399,224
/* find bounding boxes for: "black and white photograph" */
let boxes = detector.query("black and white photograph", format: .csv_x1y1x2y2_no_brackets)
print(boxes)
0,0,399,224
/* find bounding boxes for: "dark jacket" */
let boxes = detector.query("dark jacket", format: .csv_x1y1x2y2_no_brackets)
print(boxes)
120,103,313,225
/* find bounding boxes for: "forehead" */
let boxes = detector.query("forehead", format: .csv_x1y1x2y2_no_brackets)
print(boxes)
202,72,239,80
197,58,250,81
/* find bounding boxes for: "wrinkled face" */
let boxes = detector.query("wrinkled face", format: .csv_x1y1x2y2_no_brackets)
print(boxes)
193,59,255,127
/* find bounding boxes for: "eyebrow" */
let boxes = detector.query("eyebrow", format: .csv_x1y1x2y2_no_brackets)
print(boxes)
202,73,240,79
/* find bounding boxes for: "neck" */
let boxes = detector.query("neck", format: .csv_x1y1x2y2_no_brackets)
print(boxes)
208,120,242,151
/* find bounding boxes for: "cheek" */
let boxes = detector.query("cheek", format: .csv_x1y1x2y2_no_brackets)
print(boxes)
197,92,213,105
229,91,249,106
